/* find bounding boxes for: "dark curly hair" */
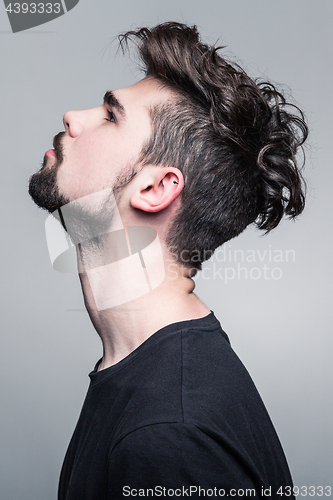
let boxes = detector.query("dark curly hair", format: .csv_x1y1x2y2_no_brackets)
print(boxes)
119,22,308,269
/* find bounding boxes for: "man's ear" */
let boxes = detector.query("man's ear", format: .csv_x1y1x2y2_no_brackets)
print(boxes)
130,166,184,213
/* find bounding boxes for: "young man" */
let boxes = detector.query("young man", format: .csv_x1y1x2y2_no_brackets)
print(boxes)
29,22,307,500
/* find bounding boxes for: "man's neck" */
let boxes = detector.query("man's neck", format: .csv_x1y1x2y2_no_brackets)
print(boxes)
79,262,210,370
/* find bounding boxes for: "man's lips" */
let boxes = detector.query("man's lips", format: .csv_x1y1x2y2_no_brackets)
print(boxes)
46,149,57,158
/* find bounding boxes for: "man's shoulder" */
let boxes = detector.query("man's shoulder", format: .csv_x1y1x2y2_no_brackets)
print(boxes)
108,312,267,445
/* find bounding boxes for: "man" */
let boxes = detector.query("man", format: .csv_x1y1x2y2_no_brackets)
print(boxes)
29,22,307,499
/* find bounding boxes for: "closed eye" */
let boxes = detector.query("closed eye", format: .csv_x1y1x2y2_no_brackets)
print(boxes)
105,109,116,123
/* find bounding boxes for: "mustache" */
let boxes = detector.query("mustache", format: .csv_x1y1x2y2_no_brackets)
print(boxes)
53,131,65,163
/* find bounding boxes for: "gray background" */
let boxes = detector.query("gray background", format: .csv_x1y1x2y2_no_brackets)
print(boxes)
1,1,332,498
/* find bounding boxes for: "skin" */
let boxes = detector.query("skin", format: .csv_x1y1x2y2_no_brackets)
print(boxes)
46,77,210,369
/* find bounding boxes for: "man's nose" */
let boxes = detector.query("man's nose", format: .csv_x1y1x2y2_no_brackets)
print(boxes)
63,110,84,138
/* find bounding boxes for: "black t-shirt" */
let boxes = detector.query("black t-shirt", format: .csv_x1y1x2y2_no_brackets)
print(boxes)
58,313,294,499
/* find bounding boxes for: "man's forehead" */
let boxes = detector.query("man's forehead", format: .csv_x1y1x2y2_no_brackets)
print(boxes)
111,78,174,111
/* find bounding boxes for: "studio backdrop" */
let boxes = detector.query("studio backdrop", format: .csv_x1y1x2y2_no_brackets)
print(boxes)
1,1,332,499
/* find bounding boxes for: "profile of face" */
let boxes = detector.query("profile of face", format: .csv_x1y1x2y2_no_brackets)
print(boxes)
28,78,170,228
29,78,175,307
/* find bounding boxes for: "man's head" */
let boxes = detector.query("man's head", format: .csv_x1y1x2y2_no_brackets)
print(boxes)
29,22,308,270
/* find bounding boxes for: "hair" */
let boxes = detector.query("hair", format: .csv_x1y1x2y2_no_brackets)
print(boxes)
119,22,308,270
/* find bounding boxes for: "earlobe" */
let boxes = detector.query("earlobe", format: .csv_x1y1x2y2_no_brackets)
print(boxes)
130,167,184,213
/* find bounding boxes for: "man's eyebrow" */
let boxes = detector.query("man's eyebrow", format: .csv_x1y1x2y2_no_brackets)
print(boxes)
103,91,126,118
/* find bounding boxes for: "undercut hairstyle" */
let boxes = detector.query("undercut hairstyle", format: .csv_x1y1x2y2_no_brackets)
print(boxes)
119,22,308,270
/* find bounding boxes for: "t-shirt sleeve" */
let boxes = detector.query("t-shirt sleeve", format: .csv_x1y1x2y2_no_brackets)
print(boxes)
107,422,261,499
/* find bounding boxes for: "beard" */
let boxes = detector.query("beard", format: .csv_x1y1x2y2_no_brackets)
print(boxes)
28,132,68,213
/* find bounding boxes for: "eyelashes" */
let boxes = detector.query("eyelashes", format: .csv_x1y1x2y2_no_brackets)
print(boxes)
105,109,116,123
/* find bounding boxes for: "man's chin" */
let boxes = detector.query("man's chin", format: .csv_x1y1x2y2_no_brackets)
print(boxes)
28,161,68,214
